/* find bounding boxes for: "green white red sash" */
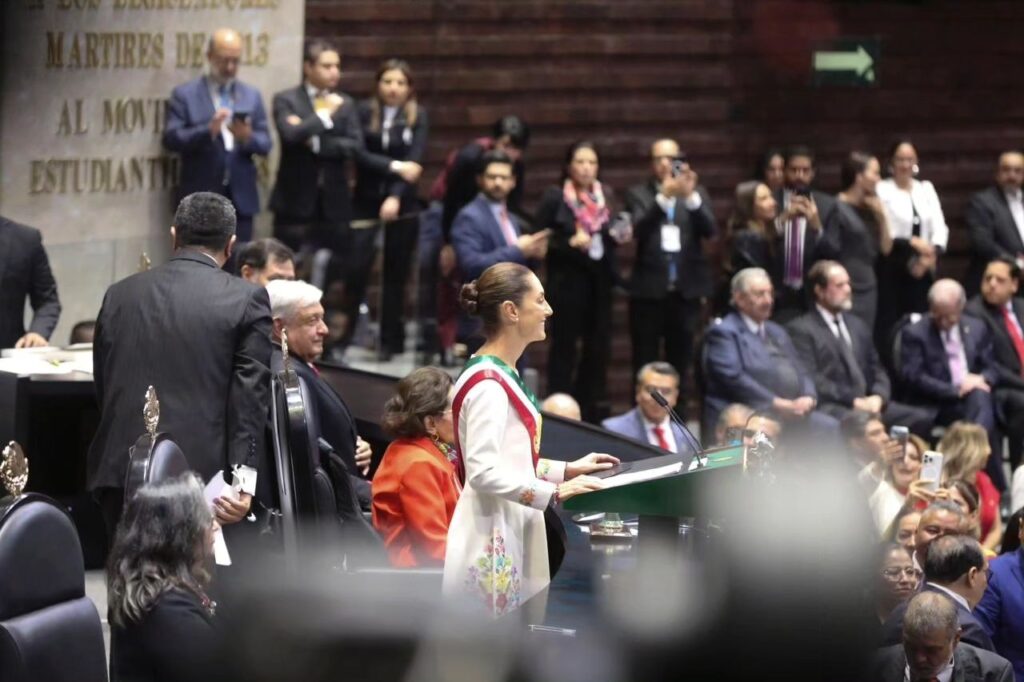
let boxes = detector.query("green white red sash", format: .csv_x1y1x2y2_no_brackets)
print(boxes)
451,355,543,484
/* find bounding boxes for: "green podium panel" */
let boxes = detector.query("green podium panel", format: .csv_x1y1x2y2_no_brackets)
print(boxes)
563,445,743,518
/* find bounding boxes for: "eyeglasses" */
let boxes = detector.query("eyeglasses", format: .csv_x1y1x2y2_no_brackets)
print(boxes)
882,567,923,581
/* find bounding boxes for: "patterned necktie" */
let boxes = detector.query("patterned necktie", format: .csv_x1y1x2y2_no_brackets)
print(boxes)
784,217,804,287
944,329,965,386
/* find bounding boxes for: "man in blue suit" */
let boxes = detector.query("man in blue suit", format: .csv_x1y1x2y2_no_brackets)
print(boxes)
602,361,698,458
163,28,272,245
899,278,1003,489
975,522,1024,679
450,150,550,281
703,267,837,441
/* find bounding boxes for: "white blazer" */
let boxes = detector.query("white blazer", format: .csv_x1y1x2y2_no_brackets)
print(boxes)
876,178,949,250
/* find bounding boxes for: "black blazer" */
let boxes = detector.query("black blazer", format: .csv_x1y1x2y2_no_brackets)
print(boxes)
535,185,617,276
290,355,370,506
269,85,364,224
87,251,272,490
353,100,429,215
110,588,217,682
830,201,882,326
787,309,891,412
0,216,61,349
899,313,999,404
878,584,995,652
863,642,1013,682
966,295,1024,391
967,186,1024,292
625,180,716,300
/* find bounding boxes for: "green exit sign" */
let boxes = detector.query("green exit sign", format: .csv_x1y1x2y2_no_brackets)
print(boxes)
813,38,880,87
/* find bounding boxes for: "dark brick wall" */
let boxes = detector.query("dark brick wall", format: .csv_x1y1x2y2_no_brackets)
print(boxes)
307,0,1024,416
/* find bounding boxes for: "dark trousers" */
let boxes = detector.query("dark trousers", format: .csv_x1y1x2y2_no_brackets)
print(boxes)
630,294,701,391
346,205,420,353
546,260,613,424
416,203,444,354
997,387,1024,471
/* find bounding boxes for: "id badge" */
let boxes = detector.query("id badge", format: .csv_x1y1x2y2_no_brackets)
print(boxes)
661,224,682,253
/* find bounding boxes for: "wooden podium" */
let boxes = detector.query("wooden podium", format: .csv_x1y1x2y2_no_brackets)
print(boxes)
563,445,744,560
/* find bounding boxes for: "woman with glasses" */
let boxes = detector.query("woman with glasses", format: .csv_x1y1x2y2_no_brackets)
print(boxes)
372,366,460,568
872,543,921,625
107,473,220,682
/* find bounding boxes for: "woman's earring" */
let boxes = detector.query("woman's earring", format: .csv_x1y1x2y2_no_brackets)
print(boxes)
912,164,919,176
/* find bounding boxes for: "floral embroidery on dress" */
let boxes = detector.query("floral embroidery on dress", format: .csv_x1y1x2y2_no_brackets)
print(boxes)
536,459,552,480
464,533,521,615
518,481,537,506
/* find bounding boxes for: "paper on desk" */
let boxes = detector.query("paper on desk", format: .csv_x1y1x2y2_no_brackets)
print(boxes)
204,475,238,566
0,356,74,375
599,462,683,489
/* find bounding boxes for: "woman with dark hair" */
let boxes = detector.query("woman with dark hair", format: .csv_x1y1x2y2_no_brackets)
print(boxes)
1001,509,1024,555
871,543,921,625
534,140,622,422
716,180,778,313
875,140,948,341
443,262,617,616
834,151,893,330
107,473,219,682
755,148,785,194
351,58,429,359
372,366,460,567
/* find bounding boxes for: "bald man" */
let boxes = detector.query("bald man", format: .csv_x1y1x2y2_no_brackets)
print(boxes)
541,392,582,421
899,278,1004,489
966,150,1024,294
163,27,271,245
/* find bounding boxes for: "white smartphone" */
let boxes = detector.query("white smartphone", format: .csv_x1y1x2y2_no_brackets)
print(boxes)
920,451,944,492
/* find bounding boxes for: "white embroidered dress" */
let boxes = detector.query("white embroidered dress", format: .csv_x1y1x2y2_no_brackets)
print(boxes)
442,359,566,617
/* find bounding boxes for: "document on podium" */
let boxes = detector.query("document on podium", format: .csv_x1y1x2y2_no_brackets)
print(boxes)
599,461,683,489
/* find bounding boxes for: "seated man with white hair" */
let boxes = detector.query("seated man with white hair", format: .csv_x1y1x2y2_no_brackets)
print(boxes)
266,279,373,507
703,267,837,442
899,278,1003,490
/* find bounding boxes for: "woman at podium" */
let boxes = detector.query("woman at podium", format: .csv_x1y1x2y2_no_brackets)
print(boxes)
442,262,617,617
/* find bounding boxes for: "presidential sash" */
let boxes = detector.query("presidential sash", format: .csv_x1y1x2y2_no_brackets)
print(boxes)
451,355,543,484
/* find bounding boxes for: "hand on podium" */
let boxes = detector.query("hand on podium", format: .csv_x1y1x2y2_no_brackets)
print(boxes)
557,475,605,501
566,452,620,479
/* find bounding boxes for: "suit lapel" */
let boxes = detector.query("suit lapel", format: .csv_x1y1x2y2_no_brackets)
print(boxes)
295,84,315,118
198,76,217,123
0,220,12,284
479,197,510,247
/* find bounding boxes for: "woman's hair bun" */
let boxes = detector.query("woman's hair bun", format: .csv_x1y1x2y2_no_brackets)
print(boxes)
459,281,480,315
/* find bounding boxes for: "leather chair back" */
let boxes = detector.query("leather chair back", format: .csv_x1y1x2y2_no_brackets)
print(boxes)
124,432,189,501
0,493,107,682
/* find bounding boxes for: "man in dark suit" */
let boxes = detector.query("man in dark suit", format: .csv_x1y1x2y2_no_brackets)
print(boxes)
237,238,295,287
865,592,1013,682
966,257,1024,470
703,267,837,439
899,279,1004,489
771,145,841,322
450,150,549,281
269,38,364,263
601,361,697,461
162,28,272,245
788,261,932,435
625,138,716,384
265,279,373,507
87,192,272,537
966,151,1024,295
0,215,61,349
881,535,995,651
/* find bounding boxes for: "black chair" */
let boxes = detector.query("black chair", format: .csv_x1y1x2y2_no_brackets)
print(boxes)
124,431,189,501
0,493,107,682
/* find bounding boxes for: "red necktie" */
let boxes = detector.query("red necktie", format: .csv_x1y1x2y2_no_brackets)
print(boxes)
652,425,670,451
1002,306,1024,375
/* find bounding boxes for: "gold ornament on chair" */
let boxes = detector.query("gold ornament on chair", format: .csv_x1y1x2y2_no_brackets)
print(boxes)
281,327,291,373
1,441,29,497
143,386,160,438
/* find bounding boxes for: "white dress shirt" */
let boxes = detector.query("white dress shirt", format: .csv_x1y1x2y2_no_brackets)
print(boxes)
740,313,765,338
305,83,335,154
1006,188,1024,252
641,414,677,453
816,304,853,346
206,77,236,152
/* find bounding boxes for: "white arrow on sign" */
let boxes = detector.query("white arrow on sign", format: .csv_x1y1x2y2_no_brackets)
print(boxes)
813,45,874,82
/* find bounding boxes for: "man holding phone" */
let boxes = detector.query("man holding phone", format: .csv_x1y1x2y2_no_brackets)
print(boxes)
772,145,841,322
625,138,716,388
163,28,272,246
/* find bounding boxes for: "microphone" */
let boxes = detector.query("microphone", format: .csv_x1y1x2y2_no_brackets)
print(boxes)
647,388,704,468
